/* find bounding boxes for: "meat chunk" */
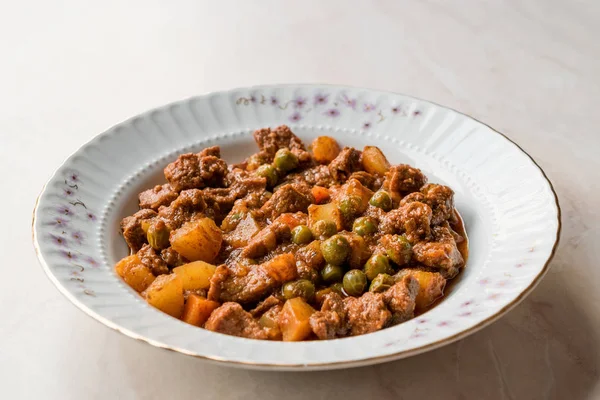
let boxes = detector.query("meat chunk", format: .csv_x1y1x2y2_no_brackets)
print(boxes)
207,264,275,303
241,223,281,259
198,146,221,158
137,244,169,276
379,201,432,244
295,240,325,269
383,275,419,324
203,173,266,223
413,225,464,278
401,184,455,225
164,153,227,192
343,292,391,336
349,171,383,192
160,247,187,268
310,293,347,340
328,147,361,182
157,189,206,230
204,302,268,340
260,183,313,220
253,125,307,158
209,253,296,303
250,295,282,318
396,269,447,309
120,209,157,252
138,184,178,210
383,164,427,194
420,184,455,225
280,165,335,188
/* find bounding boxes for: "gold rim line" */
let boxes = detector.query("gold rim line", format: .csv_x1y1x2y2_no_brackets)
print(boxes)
31,84,562,370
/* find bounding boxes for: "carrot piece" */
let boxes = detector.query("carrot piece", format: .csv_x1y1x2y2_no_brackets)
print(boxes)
311,186,330,204
181,294,220,327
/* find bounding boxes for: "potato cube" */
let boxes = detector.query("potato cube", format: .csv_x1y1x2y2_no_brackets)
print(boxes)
143,274,184,318
308,203,343,231
170,218,223,262
173,260,217,291
362,146,390,175
115,254,155,292
311,136,341,164
279,297,316,341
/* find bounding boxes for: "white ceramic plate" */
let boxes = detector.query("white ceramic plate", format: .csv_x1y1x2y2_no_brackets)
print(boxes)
33,84,560,370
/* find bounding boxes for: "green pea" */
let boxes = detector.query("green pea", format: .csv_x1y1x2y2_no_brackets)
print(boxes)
311,220,337,239
352,216,377,236
339,195,362,218
273,148,299,172
291,225,313,245
330,282,345,296
147,220,170,250
321,234,350,265
369,191,392,211
256,164,278,187
343,270,367,296
369,273,395,293
282,279,315,301
384,234,412,266
363,254,393,281
321,264,344,283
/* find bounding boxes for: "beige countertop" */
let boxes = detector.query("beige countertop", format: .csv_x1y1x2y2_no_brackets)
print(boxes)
1,0,598,398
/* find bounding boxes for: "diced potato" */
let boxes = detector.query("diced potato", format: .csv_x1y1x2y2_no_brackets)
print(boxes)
279,298,316,341
181,294,220,326
362,146,390,175
308,203,343,231
142,274,185,318
115,254,155,292
398,270,446,310
340,178,373,213
173,260,217,291
226,214,260,248
170,218,223,262
311,136,341,164
261,253,297,283
311,186,330,204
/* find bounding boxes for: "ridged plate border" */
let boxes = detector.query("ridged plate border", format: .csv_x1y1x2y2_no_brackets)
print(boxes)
32,84,560,370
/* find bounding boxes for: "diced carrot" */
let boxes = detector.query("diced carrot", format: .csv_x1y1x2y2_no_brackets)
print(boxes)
275,213,306,230
181,294,220,327
311,186,330,204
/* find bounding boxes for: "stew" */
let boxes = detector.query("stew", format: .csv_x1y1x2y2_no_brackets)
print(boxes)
115,125,467,341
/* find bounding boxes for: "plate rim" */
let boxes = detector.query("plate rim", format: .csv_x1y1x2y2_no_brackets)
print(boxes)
31,83,561,370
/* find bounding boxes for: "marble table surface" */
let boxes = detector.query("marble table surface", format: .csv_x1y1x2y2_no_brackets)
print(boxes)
1,0,599,398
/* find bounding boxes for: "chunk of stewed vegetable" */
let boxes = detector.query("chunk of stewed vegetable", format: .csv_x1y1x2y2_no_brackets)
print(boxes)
147,219,170,250
291,225,313,245
321,235,350,265
311,136,341,164
369,191,393,211
369,273,395,293
383,234,412,266
311,219,337,239
273,148,299,172
339,195,363,219
321,263,344,283
343,269,367,296
352,216,377,236
363,254,393,281
282,279,316,301
256,164,278,187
